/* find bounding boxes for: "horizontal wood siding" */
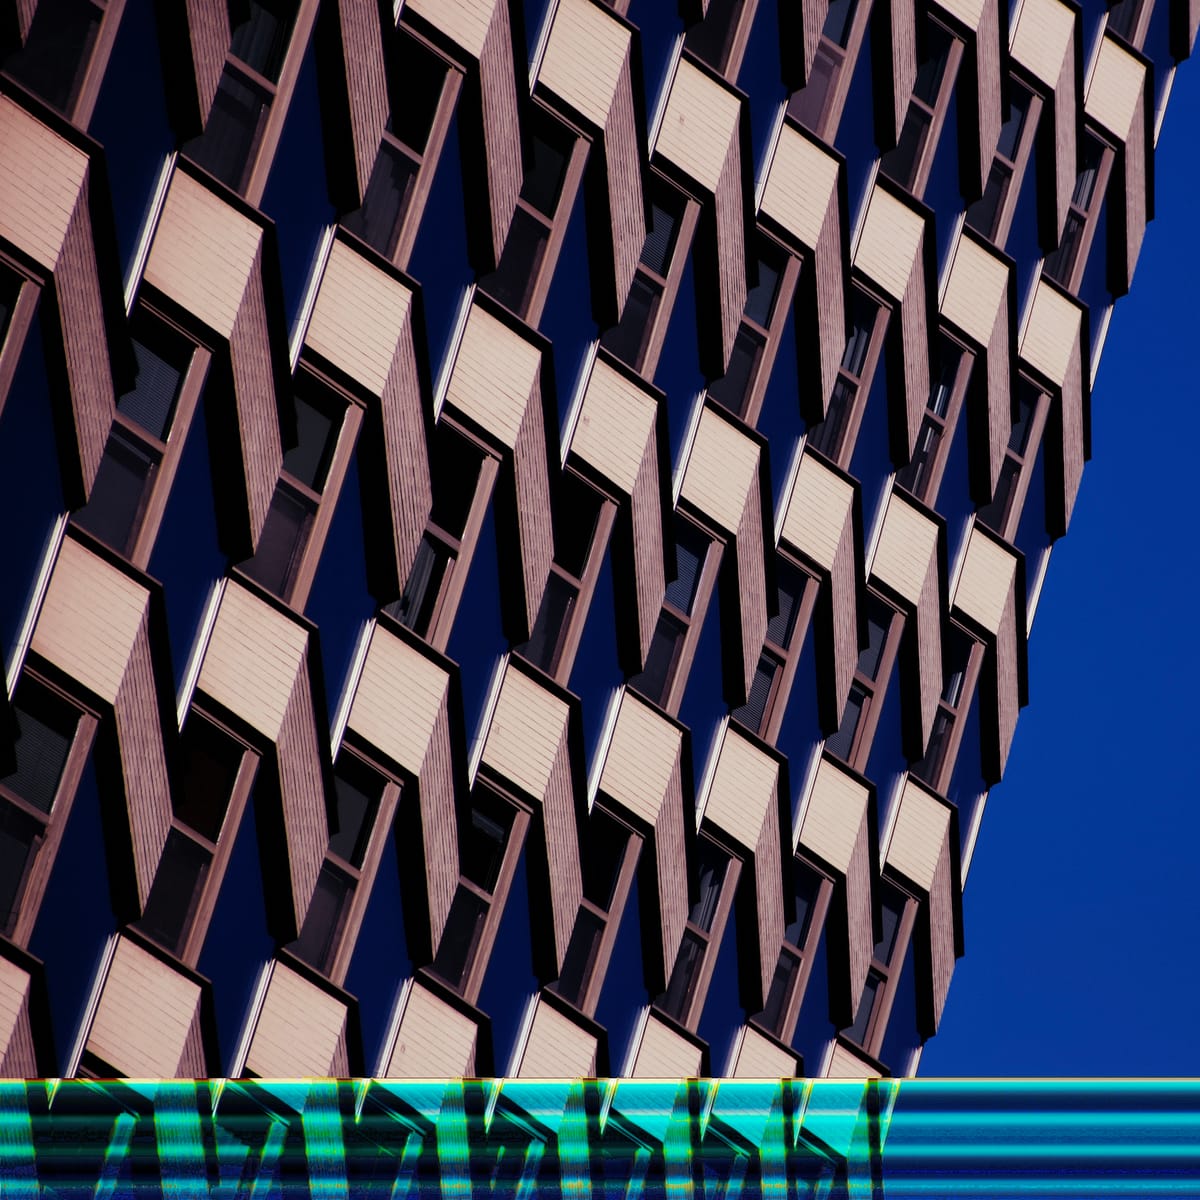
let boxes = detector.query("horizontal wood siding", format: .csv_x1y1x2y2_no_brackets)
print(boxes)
655,751,690,993
631,1012,704,1077
516,997,598,1078
539,0,628,127
246,962,347,1078
228,255,284,548
886,779,949,892
898,259,931,458
731,1025,798,1077
145,170,261,338
654,59,741,193
0,958,33,1077
571,356,658,493
680,405,758,534
55,183,116,497
185,0,233,128
953,525,1015,635
407,0,493,59
387,981,478,1077
477,1,524,265
828,501,859,725
275,664,328,934
198,582,309,739
114,617,173,909
307,242,431,585
332,0,389,203
0,97,89,270
705,727,778,852
88,936,202,1077
799,757,868,877
782,453,854,570
32,536,147,703
826,1040,878,1078
420,690,460,948
843,798,874,1017
598,692,680,827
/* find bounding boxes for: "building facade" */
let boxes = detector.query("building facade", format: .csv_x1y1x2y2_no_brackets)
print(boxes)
0,0,1187,1087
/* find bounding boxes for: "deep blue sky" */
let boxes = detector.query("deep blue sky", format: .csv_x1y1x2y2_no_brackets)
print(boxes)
920,62,1200,1077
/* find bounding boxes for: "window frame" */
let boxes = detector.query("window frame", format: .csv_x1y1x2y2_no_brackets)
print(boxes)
1040,127,1117,295
974,378,1051,543
785,0,873,142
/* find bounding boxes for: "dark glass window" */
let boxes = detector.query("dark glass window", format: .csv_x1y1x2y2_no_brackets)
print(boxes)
173,716,240,842
1105,0,1141,41
0,685,77,814
996,87,1029,161
137,829,211,955
841,293,878,376
429,427,484,538
582,810,628,910
690,838,728,932
825,684,865,760
929,340,962,419
658,928,705,1020
460,793,513,893
1072,139,1105,210
822,0,858,46
731,653,777,733
341,141,418,258
768,559,805,648
787,44,836,132
881,105,932,190
641,193,684,276
600,274,661,368
665,519,710,615
857,597,893,680
238,484,314,597
390,34,448,153
289,862,352,974
843,970,882,1045
896,417,941,497
3,0,100,114
708,325,762,417
431,884,489,987
386,533,450,634
875,889,905,962
758,949,800,1033
117,322,190,443
744,248,783,328
807,377,856,460
786,865,822,947
912,22,954,104
521,121,573,217
518,571,578,674
1043,212,1085,285
73,426,157,555
554,473,603,578
182,68,269,192
0,267,19,347
0,803,41,935
479,207,550,315
1008,383,1039,455
329,758,381,868
629,611,686,704
942,625,974,707
977,457,1020,533
229,0,297,82
283,382,341,492
911,707,952,785
554,907,606,1006
965,161,1009,239
683,0,745,73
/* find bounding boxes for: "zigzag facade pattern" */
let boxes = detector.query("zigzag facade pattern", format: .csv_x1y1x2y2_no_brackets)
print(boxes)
0,0,1186,1083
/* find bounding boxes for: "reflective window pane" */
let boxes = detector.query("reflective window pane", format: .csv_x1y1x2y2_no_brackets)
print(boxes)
460,792,514,893
690,838,728,933
289,862,352,974
658,928,705,1021
431,885,489,989
0,684,77,814
283,382,340,492
640,194,684,277
843,970,882,1046
390,34,448,154
665,519,710,615
553,907,606,1006
117,318,191,442
183,69,269,192
174,716,240,842
238,485,314,597
601,273,661,369
3,0,100,114
386,533,450,635
479,208,550,316
517,571,578,675
825,684,865,761
0,802,41,935
629,611,686,706
73,426,158,555
229,0,296,82
137,829,211,956
329,758,382,868
582,810,629,910
341,141,418,259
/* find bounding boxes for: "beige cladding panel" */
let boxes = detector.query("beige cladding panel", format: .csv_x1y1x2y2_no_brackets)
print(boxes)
680,406,760,533
538,0,629,127
388,982,478,1077
599,692,683,827
1086,36,1146,137
630,1013,705,1077
781,452,855,572
246,962,347,1078
1010,0,1075,86
517,998,598,1078
198,582,309,741
0,957,30,1067
348,624,449,773
941,235,1009,345
88,937,202,1078
954,526,1017,634
482,665,571,800
32,538,148,704
760,126,840,247
570,357,658,494
871,490,939,605
1021,280,1082,386
0,97,89,271
826,1040,879,1078
731,1026,798,1078
654,59,742,192
799,757,869,873
704,727,779,852
306,240,414,396
854,185,924,300
406,0,494,57
885,779,952,891
445,303,540,448
144,169,261,338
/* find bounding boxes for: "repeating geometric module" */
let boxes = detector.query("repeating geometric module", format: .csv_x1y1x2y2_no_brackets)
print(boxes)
0,0,1189,1081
